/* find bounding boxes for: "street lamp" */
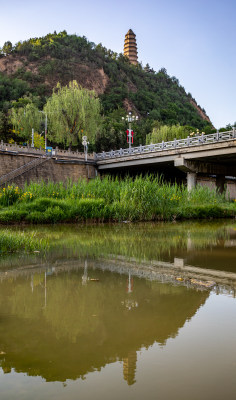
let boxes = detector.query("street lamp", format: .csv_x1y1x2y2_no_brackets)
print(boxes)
122,112,138,149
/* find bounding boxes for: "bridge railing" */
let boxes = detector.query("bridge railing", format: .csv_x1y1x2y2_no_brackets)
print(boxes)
95,129,236,161
0,141,94,160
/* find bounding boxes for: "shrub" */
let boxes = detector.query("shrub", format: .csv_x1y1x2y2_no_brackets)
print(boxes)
0,209,27,223
26,206,66,223
176,204,232,219
0,185,22,206
71,198,106,220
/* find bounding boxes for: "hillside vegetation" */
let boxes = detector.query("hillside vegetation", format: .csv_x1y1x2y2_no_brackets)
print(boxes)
0,31,214,150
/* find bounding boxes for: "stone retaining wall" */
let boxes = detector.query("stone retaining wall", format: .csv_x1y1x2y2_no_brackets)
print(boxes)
0,153,97,186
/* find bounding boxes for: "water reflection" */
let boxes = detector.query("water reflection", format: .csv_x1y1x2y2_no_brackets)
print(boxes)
0,221,236,399
0,261,208,384
1,221,236,272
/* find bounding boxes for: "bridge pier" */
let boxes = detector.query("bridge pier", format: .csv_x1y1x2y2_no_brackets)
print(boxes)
187,172,197,191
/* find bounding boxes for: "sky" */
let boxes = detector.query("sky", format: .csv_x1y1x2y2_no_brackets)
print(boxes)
0,0,235,128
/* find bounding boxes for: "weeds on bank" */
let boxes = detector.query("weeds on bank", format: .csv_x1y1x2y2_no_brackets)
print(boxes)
0,230,48,253
0,176,235,224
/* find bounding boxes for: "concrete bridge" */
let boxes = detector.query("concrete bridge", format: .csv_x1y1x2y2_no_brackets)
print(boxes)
1,130,236,197
95,129,236,195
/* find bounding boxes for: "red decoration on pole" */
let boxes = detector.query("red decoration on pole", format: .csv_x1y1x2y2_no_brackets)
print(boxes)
126,129,134,144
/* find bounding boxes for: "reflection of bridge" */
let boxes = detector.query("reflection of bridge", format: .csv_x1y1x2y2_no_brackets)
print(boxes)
96,130,236,193
95,257,236,296
1,255,236,295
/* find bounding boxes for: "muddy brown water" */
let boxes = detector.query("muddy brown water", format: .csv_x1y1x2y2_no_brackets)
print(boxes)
0,221,236,400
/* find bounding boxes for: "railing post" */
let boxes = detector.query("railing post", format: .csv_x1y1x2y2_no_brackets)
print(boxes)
233,127,236,139
187,136,190,146
216,129,219,141
161,141,165,150
174,138,177,148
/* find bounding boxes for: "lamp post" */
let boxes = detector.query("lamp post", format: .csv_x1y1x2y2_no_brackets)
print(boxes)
122,112,138,149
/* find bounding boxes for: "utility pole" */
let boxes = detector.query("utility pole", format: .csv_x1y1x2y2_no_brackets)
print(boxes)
45,113,47,150
39,111,48,150
31,128,34,147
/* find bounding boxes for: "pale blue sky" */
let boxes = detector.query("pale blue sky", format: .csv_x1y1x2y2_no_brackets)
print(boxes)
0,0,235,128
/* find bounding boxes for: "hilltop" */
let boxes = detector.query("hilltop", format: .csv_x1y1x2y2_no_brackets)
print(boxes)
0,31,213,149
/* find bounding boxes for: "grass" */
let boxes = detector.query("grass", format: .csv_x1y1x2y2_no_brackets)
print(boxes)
0,229,49,254
0,176,235,224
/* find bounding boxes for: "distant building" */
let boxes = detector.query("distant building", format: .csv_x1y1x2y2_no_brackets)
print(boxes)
124,29,138,65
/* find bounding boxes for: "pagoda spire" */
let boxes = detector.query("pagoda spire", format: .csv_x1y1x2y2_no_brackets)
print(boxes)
124,29,138,65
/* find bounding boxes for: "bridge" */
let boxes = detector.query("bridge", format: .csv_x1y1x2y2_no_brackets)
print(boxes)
1,130,236,195
95,129,236,192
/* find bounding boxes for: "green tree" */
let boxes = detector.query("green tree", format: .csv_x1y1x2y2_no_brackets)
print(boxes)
10,100,42,141
2,41,13,56
44,81,101,147
146,124,195,144
34,132,45,148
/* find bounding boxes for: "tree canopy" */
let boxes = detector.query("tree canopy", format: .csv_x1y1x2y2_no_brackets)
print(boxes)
44,81,102,147
10,99,43,140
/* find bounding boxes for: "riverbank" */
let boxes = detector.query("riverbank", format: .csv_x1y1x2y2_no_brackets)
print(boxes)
0,176,235,224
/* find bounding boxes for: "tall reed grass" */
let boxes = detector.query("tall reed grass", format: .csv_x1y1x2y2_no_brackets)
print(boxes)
0,176,235,224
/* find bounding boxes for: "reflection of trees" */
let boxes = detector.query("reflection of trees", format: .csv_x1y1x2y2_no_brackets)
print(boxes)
0,267,208,383
0,221,233,270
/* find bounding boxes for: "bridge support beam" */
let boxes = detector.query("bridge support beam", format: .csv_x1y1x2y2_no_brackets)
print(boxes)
174,157,230,193
174,157,236,176
187,172,197,191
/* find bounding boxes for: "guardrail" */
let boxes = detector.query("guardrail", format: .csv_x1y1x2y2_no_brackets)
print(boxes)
95,129,236,161
0,141,94,160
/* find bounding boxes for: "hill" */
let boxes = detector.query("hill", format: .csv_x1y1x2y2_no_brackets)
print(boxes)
0,31,213,149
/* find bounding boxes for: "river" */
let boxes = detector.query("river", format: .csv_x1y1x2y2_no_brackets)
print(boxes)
0,221,235,399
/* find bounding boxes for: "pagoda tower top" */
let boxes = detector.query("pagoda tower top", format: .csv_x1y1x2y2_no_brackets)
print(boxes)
124,29,138,65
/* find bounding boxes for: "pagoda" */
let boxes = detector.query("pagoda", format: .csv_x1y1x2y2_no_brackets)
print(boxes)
124,29,138,65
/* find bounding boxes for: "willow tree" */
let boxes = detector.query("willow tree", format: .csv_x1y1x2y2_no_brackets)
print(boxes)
44,81,102,147
10,100,42,140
